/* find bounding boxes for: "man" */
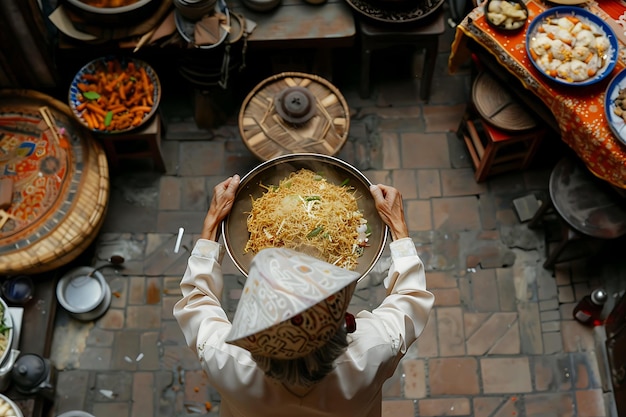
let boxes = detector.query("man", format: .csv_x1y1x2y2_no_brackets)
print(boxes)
174,174,434,417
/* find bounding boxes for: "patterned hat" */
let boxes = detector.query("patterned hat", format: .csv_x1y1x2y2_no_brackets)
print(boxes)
225,247,361,359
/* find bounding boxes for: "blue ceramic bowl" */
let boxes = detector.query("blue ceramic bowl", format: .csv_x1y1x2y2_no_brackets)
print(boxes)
68,56,161,134
525,6,618,87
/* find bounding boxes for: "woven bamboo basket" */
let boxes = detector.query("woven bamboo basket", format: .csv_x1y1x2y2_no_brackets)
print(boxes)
0,90,109,276
238,72,350,161
472,71,537,132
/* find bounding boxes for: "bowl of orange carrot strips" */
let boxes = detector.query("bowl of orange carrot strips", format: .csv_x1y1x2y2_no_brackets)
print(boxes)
68,56,161,134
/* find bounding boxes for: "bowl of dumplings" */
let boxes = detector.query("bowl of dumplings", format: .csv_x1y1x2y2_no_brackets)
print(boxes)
484,0,528,32
525,6,619,87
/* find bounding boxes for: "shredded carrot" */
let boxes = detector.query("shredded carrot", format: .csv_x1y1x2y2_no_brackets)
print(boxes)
83,112,96,129
86,102,108,117
130,106,152,113
108,105,127,114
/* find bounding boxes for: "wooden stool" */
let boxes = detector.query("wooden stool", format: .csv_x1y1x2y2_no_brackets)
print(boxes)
458,71,545,182
529,157,626,269
357,11,445,101
98,114,166,173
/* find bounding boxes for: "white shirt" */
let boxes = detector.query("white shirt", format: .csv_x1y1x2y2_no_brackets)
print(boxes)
174,237,434,417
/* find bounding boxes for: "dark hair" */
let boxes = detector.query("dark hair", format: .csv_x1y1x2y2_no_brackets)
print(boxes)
252,325,349,387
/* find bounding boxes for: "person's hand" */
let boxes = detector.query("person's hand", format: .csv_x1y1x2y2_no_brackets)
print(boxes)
369,184,409,241
202,175,240,241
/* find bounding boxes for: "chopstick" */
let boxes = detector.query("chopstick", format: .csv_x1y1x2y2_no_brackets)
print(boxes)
134,27,157,53
0,209,16,231
38,106,62,146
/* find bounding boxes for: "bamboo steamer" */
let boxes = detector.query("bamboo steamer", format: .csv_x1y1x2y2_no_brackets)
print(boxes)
472,71,537,132
0,90,109,276
238,72,350,161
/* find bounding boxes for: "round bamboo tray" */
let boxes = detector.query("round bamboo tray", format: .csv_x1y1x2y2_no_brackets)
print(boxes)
0,90,109,276
472,71,537,132
238,72,350,161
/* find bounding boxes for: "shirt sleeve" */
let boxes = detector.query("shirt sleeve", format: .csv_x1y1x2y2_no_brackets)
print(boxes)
173,239,233,355
371,237,435,355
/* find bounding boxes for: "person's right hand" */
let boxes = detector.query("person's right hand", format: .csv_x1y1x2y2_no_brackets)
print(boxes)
369,184,409,241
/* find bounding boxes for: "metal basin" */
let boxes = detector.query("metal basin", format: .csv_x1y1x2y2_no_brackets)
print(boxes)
222,153,388,280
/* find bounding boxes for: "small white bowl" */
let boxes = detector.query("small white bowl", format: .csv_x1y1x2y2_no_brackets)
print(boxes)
0,393,24,417
56,267,112,321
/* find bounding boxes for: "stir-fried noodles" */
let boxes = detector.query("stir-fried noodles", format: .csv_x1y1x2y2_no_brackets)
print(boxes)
244,169,370,270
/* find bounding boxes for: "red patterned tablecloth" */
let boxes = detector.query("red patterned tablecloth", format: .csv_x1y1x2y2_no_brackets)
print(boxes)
450,0,626,189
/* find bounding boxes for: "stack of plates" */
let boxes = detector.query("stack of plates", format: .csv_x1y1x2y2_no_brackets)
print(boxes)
174,0,217,21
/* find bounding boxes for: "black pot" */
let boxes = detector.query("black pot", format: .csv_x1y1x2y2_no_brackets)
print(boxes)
11,354,56,400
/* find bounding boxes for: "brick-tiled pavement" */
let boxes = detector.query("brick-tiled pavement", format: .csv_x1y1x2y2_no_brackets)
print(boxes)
48,7,626,417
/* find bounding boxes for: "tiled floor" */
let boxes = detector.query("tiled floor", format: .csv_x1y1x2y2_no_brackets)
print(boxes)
46,6,626,417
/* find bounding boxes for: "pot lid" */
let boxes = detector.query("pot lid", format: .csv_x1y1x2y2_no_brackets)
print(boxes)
238,72,350,161
12,354,48,389
275,86,317,125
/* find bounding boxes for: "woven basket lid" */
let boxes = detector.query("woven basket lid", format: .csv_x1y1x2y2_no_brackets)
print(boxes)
472,71,537,132
0,90,109,276
238,72,350,161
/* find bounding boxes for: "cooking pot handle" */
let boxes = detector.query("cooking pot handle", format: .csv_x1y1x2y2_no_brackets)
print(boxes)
0,349,20,374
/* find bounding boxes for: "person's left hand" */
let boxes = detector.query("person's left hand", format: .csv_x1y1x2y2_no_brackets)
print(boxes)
202,175,240,241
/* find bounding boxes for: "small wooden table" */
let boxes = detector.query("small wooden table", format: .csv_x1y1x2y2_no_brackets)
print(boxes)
228,0,356,48
357,11,445,100
449,0,626,189
227,0,356,78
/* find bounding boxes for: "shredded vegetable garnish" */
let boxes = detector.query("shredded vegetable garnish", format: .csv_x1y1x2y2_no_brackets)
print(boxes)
0,304,10,361
244,169,370,270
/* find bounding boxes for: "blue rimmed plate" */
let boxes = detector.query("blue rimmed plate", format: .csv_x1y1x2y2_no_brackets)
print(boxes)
604,68,626,147
525,6,618,87
68,56,161,134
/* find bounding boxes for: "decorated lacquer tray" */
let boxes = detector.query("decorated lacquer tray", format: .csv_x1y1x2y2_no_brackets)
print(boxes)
0,90,109,275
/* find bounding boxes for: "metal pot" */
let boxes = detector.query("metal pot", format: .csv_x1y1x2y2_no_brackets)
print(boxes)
63,0,161,25
0,298,18,392
11,354,56,401
222,153,389,279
